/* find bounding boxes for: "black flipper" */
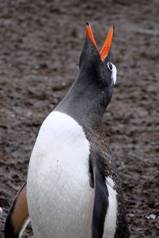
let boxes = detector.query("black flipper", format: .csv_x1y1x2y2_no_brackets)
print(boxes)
4,183,29,238
89,145,129,238
89,147,110,238
92,166,109,238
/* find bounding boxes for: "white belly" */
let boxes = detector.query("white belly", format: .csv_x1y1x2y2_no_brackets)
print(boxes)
27,111,94,238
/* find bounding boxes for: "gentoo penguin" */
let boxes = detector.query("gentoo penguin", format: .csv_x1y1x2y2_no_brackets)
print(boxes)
4,23,129,238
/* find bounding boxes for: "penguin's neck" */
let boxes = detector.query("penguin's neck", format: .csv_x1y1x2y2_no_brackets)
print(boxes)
56,74,109,130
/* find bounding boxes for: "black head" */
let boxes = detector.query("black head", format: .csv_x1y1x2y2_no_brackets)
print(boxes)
79,23,116,107
56,23,117,129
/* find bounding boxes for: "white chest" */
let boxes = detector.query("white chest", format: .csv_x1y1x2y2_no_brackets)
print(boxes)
27,111,94,238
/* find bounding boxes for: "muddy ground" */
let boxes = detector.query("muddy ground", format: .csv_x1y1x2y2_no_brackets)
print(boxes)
0,0,159,237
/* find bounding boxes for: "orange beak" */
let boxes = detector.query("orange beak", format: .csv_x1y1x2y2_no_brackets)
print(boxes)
85,23,114,61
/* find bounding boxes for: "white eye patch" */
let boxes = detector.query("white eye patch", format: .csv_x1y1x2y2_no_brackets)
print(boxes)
107,62,117,85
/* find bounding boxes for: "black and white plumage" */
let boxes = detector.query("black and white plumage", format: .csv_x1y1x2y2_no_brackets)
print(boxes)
4,23,129,238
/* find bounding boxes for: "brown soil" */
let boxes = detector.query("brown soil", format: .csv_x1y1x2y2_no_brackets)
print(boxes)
0,0,159,237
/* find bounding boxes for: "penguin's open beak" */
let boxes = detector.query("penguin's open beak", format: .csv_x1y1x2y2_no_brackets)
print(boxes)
85,23,114,61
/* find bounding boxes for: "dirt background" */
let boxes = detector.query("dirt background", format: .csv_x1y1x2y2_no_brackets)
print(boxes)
0,0,159,237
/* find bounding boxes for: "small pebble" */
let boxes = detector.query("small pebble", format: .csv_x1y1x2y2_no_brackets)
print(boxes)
146,214,156,220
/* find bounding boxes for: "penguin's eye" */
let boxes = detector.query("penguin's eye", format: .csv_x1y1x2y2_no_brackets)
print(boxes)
107,62,113,71
107,62,117,85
